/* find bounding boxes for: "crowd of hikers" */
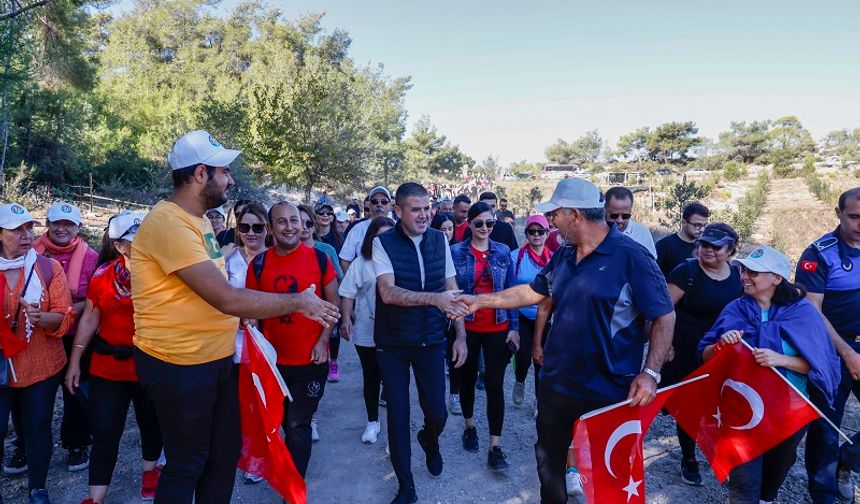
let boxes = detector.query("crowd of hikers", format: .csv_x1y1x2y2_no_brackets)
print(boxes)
0,129,859,504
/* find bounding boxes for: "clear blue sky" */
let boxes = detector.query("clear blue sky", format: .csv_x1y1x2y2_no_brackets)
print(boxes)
116,0,860,164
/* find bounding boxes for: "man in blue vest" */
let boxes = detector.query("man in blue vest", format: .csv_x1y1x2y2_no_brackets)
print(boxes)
372,182,468,504
798,187,860,504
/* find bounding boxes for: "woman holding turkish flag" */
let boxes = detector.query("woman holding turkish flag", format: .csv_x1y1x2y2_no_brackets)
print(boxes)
699,245,840,504
0,203,76,504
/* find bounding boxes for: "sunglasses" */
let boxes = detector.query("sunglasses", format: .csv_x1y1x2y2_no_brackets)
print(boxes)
238,223,266,234
740,266,760,278
303,220,315,230
608,213,632,220
526,228,548,236
472,219,496,229
316,211,334,217
370,199,390,206
699,241,725,251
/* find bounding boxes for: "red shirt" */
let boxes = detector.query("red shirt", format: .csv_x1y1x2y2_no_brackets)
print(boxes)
454,222,469,243
245,245,336,366
546,229,561,253
87,258,137,382
465,245,508,334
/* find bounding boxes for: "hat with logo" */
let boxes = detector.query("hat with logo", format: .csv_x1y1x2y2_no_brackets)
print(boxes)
206,206,226,218
108,211,146,242
367,186,391,200
167,130,241,171
536,179,605,214
314,196,335,214
46,201,82,225
698,226,736,248
335,209,349,222
525,214,550,230
735,245,792,279
0,203,40,230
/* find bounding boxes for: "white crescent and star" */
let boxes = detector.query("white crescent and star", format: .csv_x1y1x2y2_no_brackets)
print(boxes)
714,379,765,431
604,420,644,501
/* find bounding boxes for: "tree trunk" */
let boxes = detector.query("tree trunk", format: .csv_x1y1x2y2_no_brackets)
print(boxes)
304,183,312,204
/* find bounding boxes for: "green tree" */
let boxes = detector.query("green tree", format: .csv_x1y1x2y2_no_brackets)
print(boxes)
544,130,603,166
402,116,473,179
661,175,710,224
718,120,771,163
615,127,650,164
647,121,700,164
768,115,815,169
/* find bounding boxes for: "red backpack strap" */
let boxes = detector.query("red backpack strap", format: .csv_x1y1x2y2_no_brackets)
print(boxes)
35,255,56,287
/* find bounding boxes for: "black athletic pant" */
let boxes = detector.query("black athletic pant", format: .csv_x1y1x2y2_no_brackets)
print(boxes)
277,363,328,477
514,315,549,396
354,345,381,422
728,427,806,503
677,423,697,462
460,329,510,437
329,327,341,360
88,375,163,486
134,350,241,504
445,327,461,395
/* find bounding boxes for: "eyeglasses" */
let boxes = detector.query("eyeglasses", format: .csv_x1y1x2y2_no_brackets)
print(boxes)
526,228,548,236
303,220,315,229
686,222,707,230
608,213,632,220
238,223,265,234
370,199,389,206
472,220,496,229
740,266,759,278
316,211,334,217
206,213,224,220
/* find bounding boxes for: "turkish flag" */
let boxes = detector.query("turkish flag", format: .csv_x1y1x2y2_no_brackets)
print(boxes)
0,274,27,359
665,341,820,481
237,325,307,504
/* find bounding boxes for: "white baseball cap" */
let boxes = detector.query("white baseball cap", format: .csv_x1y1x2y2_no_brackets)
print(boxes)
46,201,82,225
736,245,792,279
108,211,146,242
0,203,40,230
206,206,226,218
335,209,349,222
167,130,241,171
535,178,605,214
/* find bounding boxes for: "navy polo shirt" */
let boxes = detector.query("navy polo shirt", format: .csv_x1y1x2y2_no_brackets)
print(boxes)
796,228,860,338
530,227,674,402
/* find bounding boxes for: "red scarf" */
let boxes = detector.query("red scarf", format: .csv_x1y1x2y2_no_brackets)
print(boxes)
516,244,551,275
33,235,88,297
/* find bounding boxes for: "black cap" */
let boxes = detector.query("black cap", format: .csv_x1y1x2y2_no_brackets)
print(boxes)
698,227,735,247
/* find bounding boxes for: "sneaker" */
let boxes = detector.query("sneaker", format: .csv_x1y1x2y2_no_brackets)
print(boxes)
4,446,27,474
243,472,264,484
327,360,341,382
448,394,462,416
680,458,703,486
462,426,479,453
362,421,381,444
417,429,443,476
390,486,418,504
311,418,320,442
476,373,485,391
512,381,525,406
487,446,510,471
566,468,586,497
838,463,855,502
28,489,50,504
67,447,90,472
379,396,387,408
141,467,160,500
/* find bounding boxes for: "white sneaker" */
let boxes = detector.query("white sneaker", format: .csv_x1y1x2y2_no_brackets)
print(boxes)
566,468,586,498
449,394,462,415
362,421,381,444
311,418,320,442
512,381,525,406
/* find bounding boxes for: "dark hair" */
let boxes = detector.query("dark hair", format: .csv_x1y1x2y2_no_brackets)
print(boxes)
838,187,860,211
172,164,216,188
297,203,317,239
479,191,498,202
267,200,293,224
772,278,808,306
235,202,273,248
97,221,119,266
453,194,471,207
605,186,634,205
702,222,739,255
467,202,493,221
394,182,428,207
431,212,454,230
682,202,710,221
500,198,508,203
579,207,606,222
361,216,396,260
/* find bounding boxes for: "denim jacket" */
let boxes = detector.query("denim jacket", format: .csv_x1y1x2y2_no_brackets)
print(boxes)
451,239,519,331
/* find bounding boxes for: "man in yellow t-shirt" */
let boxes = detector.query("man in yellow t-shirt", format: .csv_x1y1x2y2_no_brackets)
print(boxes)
131,130,339,504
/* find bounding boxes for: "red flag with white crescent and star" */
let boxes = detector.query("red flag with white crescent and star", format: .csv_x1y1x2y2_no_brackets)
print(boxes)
664,341,821,481
237,325,307,504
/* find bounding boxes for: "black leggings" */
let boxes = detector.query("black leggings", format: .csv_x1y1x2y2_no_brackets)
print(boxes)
354,345,382,422
446,327,460,395
88,375,163,486
330,327,341,360
514,315,548,396
460,329,511,436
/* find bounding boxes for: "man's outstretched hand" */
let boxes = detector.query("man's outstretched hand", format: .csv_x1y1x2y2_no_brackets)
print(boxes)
437,289,469,318
450,293,480,319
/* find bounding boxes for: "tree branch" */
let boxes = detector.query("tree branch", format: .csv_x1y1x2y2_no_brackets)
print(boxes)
0,0,49,21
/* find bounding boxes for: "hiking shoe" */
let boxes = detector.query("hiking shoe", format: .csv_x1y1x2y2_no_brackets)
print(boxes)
462,426,479,453
362,421,381,444
680,458,703,486
141,467,160,500
327,360,341,382
487,446,510,471
512,381,525,406
566,468,586,497
390,486,417,504
28,489,50,504
476,373,485,391
311,418,320,442
4,446,27,474
67,447,90,472
243,472,264,484
838,464,855,502
417,429,443,476
448,394,462,415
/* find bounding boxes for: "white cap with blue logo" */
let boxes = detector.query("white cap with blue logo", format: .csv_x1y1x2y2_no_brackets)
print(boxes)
736,245,792,279
46,201,82,225
167,130,242,171
0,203,40,230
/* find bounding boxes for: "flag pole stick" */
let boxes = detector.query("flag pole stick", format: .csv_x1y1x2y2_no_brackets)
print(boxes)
739,339,851,444
579,374,711,421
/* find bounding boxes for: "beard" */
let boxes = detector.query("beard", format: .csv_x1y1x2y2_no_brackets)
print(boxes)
200,180,228,210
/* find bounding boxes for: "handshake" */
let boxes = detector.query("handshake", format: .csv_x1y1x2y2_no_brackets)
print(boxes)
437,290,479,319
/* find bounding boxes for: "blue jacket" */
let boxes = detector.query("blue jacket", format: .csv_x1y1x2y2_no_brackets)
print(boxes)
451,239,519,331
698,295,841,409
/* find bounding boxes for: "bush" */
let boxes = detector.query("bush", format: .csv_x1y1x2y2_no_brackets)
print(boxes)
772,162,798,178
805,170,835,205
723,161,747,181
731,171,770,244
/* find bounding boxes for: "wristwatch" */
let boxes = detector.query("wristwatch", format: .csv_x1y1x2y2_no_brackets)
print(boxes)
642,367,661,384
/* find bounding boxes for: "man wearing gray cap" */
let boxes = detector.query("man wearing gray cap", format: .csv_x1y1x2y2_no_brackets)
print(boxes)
131,130,339,503
339,185,393,271
454,178,675,504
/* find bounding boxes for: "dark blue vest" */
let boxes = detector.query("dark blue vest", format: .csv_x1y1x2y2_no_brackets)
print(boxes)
374,223,448,348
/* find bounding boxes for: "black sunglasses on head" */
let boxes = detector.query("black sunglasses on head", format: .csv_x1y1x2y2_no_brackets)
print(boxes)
238,223,265,234
472,219,495,229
